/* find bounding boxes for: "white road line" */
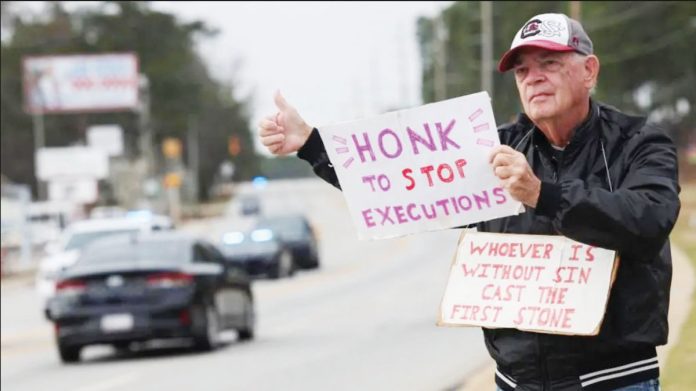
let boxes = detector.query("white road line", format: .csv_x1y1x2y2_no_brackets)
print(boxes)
71,372,140,391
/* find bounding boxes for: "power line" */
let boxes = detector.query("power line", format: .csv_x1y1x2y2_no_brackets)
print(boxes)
583,2,675,32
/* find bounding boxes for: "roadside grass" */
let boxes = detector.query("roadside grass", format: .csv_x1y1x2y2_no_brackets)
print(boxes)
663,181,696,391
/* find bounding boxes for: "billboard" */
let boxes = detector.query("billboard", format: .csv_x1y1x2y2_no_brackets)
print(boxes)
87,125,124,157
36,146,109,180
22,53,139,114
48,179,99,204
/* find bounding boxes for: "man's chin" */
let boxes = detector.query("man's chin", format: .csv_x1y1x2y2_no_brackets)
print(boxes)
526,105,558,122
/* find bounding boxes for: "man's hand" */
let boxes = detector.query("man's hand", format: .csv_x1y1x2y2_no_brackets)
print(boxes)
490,145,541,207
258,91,313,156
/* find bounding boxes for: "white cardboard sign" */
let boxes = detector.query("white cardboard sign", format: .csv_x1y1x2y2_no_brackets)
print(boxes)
319,92,522,240
438,232,618,335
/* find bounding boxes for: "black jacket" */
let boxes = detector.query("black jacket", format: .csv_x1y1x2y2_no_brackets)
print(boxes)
297,99,681,391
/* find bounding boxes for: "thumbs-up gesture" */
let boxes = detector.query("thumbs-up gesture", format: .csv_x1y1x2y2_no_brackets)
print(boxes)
258,91,313,156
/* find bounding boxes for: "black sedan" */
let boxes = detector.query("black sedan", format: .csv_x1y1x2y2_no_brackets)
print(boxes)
253,215,320,269
219,228,294,279
48,231,255,363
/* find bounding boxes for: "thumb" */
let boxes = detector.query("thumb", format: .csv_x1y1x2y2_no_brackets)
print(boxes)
274,90,290,111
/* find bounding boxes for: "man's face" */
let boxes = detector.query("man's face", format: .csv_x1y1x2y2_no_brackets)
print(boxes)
512,48,588,123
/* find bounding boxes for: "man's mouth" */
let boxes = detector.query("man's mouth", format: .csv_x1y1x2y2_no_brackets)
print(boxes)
530,93,551,102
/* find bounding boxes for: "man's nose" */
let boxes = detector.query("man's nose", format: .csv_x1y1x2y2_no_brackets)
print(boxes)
524,66,546,86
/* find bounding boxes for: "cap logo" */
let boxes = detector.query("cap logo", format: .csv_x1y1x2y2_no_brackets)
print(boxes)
571,36,580,48
520,19,542,39
520,18,566,40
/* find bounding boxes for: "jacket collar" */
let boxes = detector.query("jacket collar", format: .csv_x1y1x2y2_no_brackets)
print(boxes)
519,99,599,160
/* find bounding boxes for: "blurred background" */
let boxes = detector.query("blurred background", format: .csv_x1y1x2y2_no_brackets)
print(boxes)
1,2,695,391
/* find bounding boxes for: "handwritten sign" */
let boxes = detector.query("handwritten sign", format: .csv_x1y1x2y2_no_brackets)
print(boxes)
319,92,523,240
438,232,618,335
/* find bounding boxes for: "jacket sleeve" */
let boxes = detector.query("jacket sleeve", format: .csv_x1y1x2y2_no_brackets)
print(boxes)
297,128,342,190
535,125,681,261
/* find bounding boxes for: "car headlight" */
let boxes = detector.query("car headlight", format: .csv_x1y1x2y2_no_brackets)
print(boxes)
223,231,245,245
251,229,273,242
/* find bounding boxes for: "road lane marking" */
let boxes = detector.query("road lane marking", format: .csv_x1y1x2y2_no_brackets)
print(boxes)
257,234,417,302
1,325,53,345
1,325,54,358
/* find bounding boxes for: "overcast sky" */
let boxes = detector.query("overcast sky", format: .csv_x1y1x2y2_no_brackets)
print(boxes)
151,2,449,117
17,1,452,154
149,2,452,154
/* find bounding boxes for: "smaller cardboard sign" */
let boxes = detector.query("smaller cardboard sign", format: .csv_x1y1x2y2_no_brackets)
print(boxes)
438,232,618,335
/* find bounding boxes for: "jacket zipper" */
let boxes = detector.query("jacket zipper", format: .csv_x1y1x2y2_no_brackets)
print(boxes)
537,333,549,390
542,152,561,390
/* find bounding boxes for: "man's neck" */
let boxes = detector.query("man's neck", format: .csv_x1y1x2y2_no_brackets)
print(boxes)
535,99,591,148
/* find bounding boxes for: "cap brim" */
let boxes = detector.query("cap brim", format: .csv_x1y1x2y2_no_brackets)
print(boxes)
497,40,576,72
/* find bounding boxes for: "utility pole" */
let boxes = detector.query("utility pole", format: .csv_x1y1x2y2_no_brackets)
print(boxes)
433,11,448,101
570,1,582,21
31,106,46,201
480,1,494,99
187,115,199,202
138,74,153,178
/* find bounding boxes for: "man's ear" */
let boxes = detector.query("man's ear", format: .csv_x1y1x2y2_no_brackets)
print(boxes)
584,55,600,90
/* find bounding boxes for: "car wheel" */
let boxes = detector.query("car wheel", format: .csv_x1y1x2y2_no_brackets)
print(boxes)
44,306,52,321
237,294,255,342
112,342,131,354
308,251,320,269
193,304,220,351
57,341,81,363
271,250,294,279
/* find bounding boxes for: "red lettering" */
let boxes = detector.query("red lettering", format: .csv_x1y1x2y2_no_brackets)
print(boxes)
402,168,415,190
456,158,467,178
450,304,502,322
537,286,568,304
514,306,576,329
533,243,543,258
543,244,554,259
481,284,525,301
420,165,435,187
437,163,454,183
509,243,519,257
585,246,595,261
470,241,488,256
562,308,575,329
553,266,591,284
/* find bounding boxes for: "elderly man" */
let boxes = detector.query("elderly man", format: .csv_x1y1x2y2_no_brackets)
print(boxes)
258,13,680,391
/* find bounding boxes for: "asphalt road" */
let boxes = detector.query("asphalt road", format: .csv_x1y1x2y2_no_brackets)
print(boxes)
1,178,489,391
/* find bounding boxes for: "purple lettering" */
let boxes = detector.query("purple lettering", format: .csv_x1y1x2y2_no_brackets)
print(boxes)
378,128,403,159
436,119,460,150
352,132,375,162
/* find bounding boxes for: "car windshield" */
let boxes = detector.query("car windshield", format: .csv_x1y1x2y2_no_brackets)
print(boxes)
256,217,306,236
220,231,278,256
64,229,141,251
78,239,190,264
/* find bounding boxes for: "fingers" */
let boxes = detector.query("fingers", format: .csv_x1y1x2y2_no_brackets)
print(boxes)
494,165,526,179
488,145,517,163
274,90,289,111
490,146,527,180
491,152,515,169
258,118,281,136
260,133,285,147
